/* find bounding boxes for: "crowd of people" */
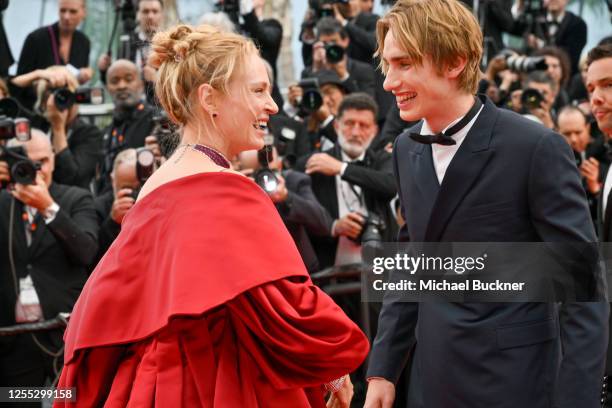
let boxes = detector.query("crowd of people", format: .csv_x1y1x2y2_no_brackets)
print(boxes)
0,0,611,406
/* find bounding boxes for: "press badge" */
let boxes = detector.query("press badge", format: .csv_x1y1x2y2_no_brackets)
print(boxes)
15,275,43,323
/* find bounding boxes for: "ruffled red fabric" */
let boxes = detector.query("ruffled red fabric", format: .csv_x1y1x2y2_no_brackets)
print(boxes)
55,173,369,407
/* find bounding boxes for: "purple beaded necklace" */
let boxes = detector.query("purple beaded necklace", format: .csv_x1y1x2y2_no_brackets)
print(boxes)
186,144,231,169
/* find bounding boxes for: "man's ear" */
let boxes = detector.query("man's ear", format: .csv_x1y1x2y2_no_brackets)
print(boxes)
197,83,218,116
446,56,468,80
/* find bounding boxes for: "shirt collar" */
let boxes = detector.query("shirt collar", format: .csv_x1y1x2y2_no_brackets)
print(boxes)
547,11,565,23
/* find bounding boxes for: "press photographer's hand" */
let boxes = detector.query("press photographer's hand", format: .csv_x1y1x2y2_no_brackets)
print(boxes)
305,153,343,176
269,174,288,203
0,160,10,184
10,173,53,211
333,212,364,240
111,188,136,225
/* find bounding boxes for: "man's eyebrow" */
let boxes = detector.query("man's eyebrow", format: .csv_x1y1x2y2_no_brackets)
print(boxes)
587,76,612,87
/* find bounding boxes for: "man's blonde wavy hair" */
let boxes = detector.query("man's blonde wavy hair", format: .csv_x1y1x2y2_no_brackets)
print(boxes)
376,0,483,94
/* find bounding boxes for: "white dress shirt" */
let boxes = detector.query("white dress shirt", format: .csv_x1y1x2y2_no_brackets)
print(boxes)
421,105,484,184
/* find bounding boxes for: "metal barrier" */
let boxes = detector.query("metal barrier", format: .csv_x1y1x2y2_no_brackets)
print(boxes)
0,313,70,336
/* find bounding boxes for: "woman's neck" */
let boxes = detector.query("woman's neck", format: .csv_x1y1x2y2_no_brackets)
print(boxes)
181,124,232,160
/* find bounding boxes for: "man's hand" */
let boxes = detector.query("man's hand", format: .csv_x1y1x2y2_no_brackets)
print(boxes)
111,188,136,224
332,3,347,25
145,136,163,164
288,84,304,108
269,173,289,203
98,54,112,72
580,158,601,194
330,55,349,80
326,376,353,408
530,107,555,129
312,41,327,72
305,153,343,176
11,174,54,212
364,378,396,408
334,212,364,240
78,67,93,84
0,161,10,185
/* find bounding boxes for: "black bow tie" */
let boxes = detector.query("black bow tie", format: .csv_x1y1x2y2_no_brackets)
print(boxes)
409,96,483,146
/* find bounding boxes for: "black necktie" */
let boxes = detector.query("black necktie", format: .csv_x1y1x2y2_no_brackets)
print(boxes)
410,96,483,146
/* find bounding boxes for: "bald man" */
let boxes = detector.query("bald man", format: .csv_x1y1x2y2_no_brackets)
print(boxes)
98,59,157,193
0,129,98,397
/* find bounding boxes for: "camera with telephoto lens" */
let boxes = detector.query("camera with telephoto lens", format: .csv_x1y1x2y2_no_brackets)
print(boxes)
151,111,180,158
53,87,104,111
521,88,545,111
325,43,345,64
297,78,323,116
499,50,548,73
253,143,280,194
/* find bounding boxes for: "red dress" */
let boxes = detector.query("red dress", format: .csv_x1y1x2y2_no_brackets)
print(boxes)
54,172,369,407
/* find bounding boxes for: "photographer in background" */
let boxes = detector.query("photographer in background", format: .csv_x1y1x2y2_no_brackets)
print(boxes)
558,105,607,225
16,0,92,110
237,146,333,273
302,17,376,98
98,0,164,104
511,0,587,76
37,73,103,190
98,59,156,194
296,93,396,269
522,70,558,129
0,130,98,394
534,45,572,111
93,147,156,266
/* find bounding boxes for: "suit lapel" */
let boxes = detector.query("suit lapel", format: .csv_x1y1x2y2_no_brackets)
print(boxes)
424,97,497,242
408,139,440,210
7,197,28,262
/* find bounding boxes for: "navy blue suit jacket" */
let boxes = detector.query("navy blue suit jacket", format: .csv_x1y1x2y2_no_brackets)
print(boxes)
367,96,609,407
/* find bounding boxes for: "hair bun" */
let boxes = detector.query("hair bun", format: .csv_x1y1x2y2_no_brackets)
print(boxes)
149,24,197,68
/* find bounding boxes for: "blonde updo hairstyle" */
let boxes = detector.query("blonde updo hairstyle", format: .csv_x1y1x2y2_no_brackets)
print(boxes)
148,24,258,128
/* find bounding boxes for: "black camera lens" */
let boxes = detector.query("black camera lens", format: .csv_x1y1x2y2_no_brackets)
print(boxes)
302,89,324,113
325,44,345,64
130,186,141,201
12,160,40,185
521,88,545,111
53,88,76,111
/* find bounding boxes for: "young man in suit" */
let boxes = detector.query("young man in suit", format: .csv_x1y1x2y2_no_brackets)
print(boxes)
364,1,608,407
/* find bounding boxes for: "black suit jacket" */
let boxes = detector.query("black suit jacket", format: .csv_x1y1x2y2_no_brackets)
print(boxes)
276,170,333,273
53,118,104,190
0,183,98,348
297,145,397,269
368,96,608,407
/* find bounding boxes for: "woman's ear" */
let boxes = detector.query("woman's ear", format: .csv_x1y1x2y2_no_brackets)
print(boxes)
197,83,218,117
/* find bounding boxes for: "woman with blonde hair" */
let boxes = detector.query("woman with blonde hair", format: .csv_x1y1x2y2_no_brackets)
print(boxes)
54,24,368,408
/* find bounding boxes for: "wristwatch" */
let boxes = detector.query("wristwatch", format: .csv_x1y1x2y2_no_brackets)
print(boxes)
42,202,60,224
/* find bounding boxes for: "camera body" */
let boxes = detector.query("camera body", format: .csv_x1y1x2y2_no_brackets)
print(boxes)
135,147,155,184
297,78,323,116
253,144,280,194
53,87,104,111
0,118,40,186
350,212,385,247
215,0,240,25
